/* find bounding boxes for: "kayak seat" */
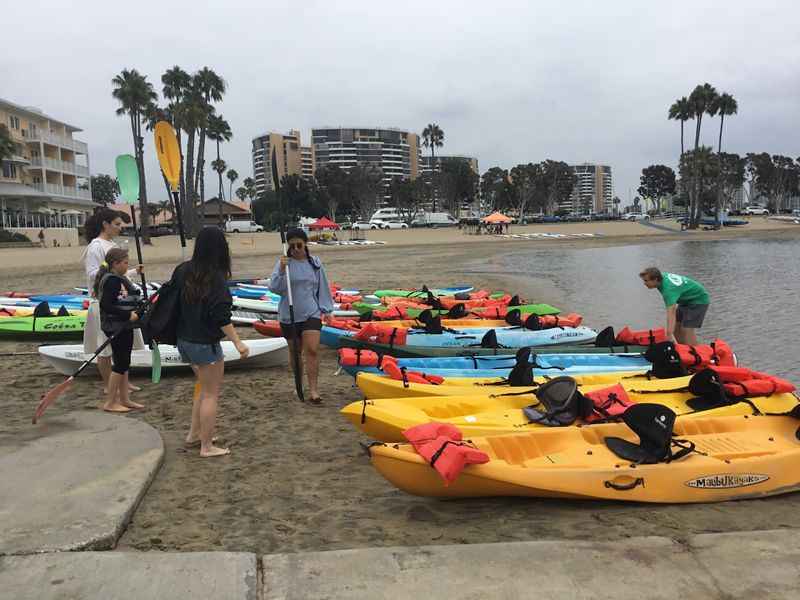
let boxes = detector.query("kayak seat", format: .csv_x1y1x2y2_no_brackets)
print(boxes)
523,376,591,426
33,302,52,318
605,404,696,464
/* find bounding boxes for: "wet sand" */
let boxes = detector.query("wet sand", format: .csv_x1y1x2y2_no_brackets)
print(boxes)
2,227,800,555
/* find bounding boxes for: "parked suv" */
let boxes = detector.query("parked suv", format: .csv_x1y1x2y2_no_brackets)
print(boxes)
743,206,770,215
370,219,409,229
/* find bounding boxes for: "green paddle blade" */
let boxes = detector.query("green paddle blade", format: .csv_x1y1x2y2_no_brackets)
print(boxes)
115,154,140,205
151,343,161,383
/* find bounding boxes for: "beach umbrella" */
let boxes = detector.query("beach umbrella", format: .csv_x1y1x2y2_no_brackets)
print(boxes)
116,154,161,383
274,148,305,402
153,121,187,260
481,211,512,224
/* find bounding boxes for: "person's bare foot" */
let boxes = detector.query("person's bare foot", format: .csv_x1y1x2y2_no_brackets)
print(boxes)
122,400,145,410
103,403,131,413
185,435,218,447
199,445,230,458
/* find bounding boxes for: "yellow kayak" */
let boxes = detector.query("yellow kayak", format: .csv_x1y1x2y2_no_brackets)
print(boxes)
368,413,800,502
0,306,87,317
343,376,800,441
355,370,649,400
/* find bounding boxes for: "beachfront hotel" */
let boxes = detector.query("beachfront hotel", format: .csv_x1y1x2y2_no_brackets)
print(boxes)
0,97,93,243
563,163,614,214
251,129,315,195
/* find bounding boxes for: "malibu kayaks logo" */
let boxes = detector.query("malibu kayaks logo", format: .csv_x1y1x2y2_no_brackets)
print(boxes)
685,473,769,489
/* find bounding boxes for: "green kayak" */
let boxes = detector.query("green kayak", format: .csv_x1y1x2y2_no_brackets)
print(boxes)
338,336,648,358
0,315,86,340
352,302,561,318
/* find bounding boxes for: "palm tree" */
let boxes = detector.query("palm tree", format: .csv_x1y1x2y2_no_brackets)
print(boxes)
207,114,232,227
192,68,226,213
111,68,157,242
422,123,445,211
0,124,17,162
235,186,247,202
668,96,692,155
161,66,191,213
713,92,738,154
686,83,719,227
227,169,239,202
211,158,227,227
242,177,257,204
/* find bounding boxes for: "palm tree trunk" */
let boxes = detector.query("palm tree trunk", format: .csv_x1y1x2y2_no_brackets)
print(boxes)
217,140,224,230
430,148,436,212
185,129,196,236
680,121,684,156
196,128,207,227
690,116,703,228
715,115,725,225
130,112,151,244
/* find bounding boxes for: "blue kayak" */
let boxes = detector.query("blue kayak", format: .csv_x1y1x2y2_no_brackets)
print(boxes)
29,294,89,308
321,325,597,349
339,352,650,377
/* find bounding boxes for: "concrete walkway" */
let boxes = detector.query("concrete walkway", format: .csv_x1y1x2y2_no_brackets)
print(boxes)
0,411,164,555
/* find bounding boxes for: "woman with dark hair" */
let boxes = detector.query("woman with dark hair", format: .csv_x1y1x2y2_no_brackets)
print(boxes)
81,207,144,406
172,227,248,458
269,228,334,403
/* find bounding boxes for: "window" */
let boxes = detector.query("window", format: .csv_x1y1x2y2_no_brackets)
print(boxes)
2,162,17,178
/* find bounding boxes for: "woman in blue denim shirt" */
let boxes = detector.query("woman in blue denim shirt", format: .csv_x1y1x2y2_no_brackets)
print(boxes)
269,228,334,403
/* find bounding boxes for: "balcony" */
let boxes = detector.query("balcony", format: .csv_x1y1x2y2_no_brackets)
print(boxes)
29,182,92,201
30,157,90,176
25,130,89,154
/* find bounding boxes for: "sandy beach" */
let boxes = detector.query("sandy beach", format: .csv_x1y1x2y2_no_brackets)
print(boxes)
2,219,800,556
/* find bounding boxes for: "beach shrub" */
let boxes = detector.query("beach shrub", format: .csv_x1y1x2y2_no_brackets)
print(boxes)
0,230,31,243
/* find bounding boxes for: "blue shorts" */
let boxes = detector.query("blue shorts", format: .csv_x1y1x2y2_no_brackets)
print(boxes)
177,339,224,366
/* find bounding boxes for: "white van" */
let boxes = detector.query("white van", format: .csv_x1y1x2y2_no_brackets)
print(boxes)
370,208,402,221
411,212,459,228
225,220,264,233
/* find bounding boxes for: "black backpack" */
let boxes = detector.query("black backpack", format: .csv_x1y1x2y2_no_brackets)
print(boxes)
141,277,180,346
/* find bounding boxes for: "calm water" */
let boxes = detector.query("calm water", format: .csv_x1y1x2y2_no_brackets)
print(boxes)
488,238,800,382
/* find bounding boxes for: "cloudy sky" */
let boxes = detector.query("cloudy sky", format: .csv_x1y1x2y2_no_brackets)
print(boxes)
3,0,799,206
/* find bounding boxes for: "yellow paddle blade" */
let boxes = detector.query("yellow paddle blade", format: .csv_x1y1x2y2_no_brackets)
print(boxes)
154,121,181,191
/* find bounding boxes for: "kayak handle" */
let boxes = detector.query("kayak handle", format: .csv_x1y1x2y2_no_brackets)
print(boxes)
604,477,645,491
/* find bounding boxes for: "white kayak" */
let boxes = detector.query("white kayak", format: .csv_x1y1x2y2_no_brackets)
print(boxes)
233,297,360,317
38,338,288,376
231,310,270,325
0,296,33,305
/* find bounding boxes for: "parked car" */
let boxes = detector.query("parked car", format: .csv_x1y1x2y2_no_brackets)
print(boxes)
411,212,459,228
352,221,379,230
370,219,409,229
622,213,650,221
743,206,770,215
225,220,263,233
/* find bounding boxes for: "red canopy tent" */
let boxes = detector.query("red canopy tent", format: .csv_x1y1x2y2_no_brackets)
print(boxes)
481,211,512,224
308,216,340,230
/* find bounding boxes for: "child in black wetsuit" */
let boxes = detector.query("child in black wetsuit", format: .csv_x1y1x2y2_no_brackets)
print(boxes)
94,247,145,413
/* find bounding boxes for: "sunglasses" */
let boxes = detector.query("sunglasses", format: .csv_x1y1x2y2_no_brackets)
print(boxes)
289,242,305,249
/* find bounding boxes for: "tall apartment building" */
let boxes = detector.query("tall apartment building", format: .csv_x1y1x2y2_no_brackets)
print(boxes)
311,127,421,186
251,130,315,197
0,97,92,230
420,154,479,176
562,163,613,214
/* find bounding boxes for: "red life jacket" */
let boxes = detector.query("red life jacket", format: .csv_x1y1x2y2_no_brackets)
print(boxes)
615,326,668,346
468,290,490,300
382,360,444,385
402,422,489,485
354,323,408,346
440,294,512,310
582,384,634,423
675,339,735,370
327,318,361,331
472,306,507,319
372,306,411,320
338,348,397,369
530,313,583,329
709,366,796,398
253,320,283,337
334,293,361,304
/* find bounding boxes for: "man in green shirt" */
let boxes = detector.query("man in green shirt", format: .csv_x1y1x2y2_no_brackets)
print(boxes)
639,267,710,345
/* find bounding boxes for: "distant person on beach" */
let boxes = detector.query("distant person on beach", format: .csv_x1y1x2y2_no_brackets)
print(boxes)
172,227,249,458
269,228,334,404
38,229,45,246
639,267,710,345
82,208,145,399
94,247,144,413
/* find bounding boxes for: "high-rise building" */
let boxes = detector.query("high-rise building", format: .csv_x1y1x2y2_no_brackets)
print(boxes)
311,127,421,187
300,145,315,180
251,129,310,196
0,97,93,230
563,163,613,214
420,154,479,177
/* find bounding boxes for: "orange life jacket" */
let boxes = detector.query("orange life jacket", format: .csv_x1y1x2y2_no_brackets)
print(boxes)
253,320,283,337
472,306,508,319
526,313,583,329
582,384,634,423
328,318,361,331
334,293,361,304
615,326,668,346
372,306,411,320
338,347,397,369
440,295,512,310
675,339,735,370
354,323,408,346
710,366,796,398
382,360,444,385
402,422,490,485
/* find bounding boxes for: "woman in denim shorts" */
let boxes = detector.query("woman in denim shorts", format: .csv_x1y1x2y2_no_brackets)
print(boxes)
171,227,249,458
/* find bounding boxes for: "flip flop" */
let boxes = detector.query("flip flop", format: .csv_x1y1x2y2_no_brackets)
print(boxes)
307,396,323,405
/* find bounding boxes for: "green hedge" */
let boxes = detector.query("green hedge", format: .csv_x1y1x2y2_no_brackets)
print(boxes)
0,230,31,243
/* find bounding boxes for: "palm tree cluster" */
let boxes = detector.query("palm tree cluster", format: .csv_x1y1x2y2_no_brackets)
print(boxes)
112,66,239,238
668,84,738,227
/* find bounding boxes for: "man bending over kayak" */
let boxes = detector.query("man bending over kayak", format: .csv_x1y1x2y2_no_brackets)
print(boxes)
639,267,710,345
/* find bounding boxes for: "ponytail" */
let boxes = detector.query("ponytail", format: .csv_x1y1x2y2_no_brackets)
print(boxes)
93,247,129,297
304,247,320,270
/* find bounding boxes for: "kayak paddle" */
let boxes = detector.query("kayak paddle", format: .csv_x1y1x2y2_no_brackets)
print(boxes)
116,154,161,383
153,121,187,261
274,147,304,402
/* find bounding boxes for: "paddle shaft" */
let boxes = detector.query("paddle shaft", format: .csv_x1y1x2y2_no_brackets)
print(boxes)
282,239,304,401
170,190,187,261
129,208,148,300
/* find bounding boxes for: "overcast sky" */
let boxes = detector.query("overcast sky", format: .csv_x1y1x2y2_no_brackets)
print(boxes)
3,0,799,207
